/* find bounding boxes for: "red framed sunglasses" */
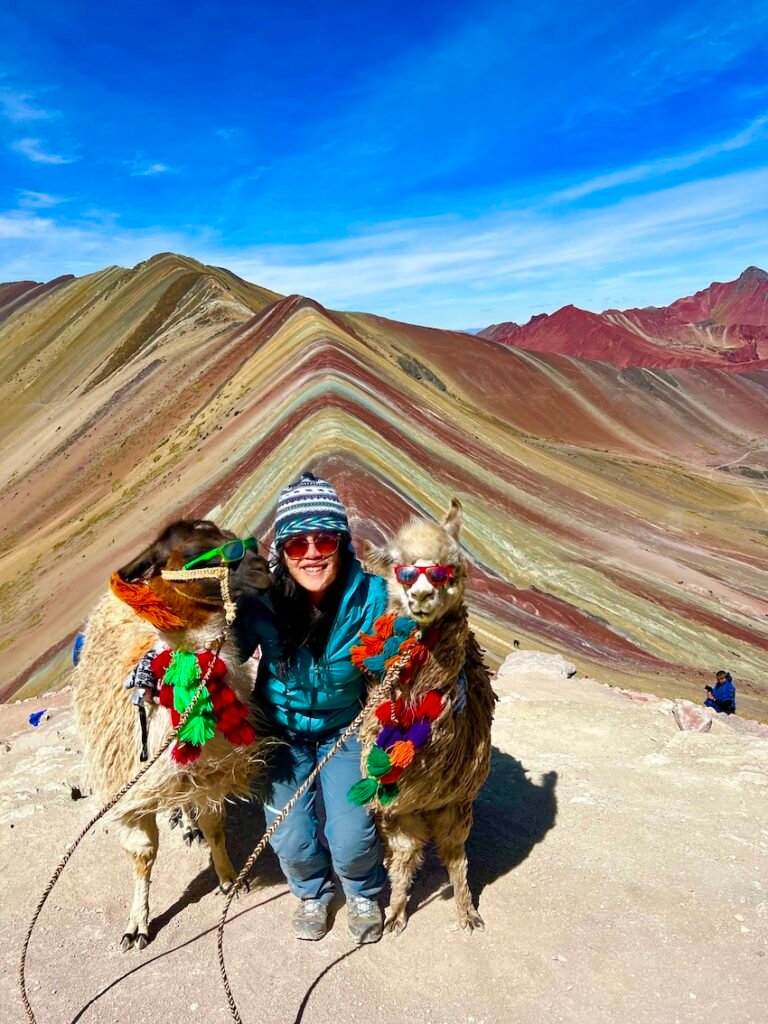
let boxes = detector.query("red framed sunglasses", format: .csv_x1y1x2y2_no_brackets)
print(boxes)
394,564,455,588
282,532,341,559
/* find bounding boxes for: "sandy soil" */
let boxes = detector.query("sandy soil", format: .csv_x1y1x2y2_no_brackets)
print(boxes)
1,667,766,1024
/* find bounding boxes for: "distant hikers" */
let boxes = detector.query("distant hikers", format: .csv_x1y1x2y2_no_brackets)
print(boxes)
704,670,736,715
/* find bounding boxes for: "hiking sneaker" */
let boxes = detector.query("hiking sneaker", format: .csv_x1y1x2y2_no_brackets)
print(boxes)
346,896,383,944
292,898,329,941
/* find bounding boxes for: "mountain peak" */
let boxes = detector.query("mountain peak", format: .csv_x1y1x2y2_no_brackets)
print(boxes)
481,267,768,368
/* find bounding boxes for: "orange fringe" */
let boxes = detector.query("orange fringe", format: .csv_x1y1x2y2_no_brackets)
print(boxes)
110,573,186,631
388,740,415,768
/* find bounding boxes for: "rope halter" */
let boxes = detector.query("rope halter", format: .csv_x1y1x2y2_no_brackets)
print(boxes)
160,565,238,626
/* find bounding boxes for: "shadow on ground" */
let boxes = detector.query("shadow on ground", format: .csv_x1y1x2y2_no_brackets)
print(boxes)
409,746,558,916
150,798,284,939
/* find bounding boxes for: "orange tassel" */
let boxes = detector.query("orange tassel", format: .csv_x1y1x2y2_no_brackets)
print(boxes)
373,612,397,636
110,574,186,631
388,740,415,768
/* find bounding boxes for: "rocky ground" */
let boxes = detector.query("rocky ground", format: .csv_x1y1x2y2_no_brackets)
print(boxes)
1,654,766,1024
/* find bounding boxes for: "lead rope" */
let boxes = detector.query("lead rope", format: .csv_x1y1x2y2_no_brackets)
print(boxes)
19,631,226,1024
216,666,400,1024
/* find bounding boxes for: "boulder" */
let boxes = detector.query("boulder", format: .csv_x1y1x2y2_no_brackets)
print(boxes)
498,650,578,679
672,700,715,732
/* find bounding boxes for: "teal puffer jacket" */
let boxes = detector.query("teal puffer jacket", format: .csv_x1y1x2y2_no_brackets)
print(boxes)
248,560,388,735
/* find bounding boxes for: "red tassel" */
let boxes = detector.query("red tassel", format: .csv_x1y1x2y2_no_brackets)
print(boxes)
379,766,404,785
217,706,243,732
172,741,201,764
418,690,443,721
151,650,173,675
225,722,256,746
197,652,228,679
158,685,174,709
375,698,404,724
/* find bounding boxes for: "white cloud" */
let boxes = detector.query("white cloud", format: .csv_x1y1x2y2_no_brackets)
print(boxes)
10,137,76,164
0,89,53,122
130,161,174,176
551,114,768,202
17,190,66,209
0,166,766,327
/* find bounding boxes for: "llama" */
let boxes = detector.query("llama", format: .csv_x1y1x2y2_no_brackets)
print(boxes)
73,520,271,950
356,498,496,933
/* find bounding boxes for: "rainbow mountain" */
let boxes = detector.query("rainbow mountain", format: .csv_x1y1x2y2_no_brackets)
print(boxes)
2,254,767,718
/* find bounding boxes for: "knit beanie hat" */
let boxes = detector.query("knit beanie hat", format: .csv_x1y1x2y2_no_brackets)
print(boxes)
273,472,350,545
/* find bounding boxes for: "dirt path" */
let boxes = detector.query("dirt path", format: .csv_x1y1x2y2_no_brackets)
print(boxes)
1,669,766,1024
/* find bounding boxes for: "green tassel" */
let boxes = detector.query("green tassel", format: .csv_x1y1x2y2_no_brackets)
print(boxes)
366,745,392,779
348,777,378,805
178,711,216,746
165,650,216,749
165,650,200,691
377,782,399,805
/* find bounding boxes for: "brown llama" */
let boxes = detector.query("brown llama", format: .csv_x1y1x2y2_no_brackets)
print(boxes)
73,520,271,950
358,498,496,933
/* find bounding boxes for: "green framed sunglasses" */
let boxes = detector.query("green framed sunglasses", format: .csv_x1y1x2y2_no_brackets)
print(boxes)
182,536,258,571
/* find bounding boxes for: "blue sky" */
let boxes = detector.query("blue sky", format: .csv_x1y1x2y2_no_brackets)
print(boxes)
1,0,767,328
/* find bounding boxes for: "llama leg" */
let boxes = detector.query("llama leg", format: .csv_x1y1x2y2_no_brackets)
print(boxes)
119,814,159,951
427,803,483,930
196,807,237,893
181,806,204,846
382,813,430,935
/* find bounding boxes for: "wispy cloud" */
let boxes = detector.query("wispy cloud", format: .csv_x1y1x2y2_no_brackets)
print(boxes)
1,165,765,325
552,114,768,202
0,89,53,122
214,127,241,143
17,190,67,208
129,160,174,176
10,137,76,165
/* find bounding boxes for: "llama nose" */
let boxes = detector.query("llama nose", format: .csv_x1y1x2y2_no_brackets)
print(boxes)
409,576,434,599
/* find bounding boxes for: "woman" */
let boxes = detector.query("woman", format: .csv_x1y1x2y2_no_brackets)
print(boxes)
236,472,388,943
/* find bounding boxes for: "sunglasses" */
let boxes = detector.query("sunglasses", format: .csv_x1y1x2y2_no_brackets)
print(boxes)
282,532,341,559
183,537,257,571
394,564,455,588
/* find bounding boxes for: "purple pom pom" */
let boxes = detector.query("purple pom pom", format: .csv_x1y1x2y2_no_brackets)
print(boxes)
405,718,431,748
376,724,405,749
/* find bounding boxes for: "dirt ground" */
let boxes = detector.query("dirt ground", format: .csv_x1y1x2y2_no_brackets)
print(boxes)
1,667,766,1024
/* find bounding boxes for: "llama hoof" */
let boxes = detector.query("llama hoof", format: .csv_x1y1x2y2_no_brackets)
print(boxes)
383,912,407,935
218,877,246,895
120,932,134,952
169,807,183,829
460,909,485,931
135,932,150,950
182,827,204,846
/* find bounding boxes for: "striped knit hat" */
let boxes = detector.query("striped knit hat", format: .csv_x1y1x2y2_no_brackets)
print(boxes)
274,472,350,545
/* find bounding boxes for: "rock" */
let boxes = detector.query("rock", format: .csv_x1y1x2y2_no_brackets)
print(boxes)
672,700,715,732
498,650,578,679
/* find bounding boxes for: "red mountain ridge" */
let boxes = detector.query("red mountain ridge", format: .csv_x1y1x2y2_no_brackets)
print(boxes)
479,267,768,370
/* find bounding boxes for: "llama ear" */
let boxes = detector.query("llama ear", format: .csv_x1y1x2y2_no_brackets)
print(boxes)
363,539,392,577
442,498,462,541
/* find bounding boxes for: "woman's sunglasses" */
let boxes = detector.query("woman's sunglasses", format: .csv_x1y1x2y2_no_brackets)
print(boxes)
183,537,258,571
394,564,455,588
282,532,341,559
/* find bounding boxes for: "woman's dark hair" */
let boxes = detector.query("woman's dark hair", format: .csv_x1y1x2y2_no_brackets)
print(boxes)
270,537,353,674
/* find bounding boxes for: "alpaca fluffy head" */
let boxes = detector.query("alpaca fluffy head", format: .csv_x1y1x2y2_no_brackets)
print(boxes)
116,519,271,629
365,499,467,626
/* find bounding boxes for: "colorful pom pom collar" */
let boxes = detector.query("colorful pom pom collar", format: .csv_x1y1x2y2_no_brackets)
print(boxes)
348,613,442,807
151,649,257,764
